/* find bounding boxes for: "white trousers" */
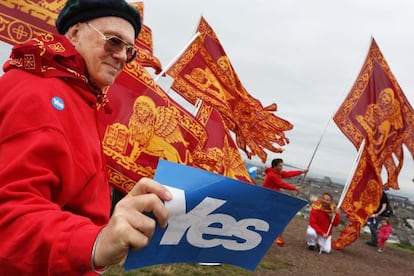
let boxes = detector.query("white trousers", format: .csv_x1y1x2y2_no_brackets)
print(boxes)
306,226,332,253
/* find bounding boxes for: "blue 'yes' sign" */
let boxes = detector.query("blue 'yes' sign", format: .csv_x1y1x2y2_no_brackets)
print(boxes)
124,160,307,271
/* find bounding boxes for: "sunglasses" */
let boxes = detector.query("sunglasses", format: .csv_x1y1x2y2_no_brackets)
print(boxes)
87,22,137,63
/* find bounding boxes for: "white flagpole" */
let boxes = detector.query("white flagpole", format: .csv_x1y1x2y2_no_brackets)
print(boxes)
192,98,203,116
319,138,366,254
154,32,201,82
336,138,366,210
300,117,331,186
300,38,372,188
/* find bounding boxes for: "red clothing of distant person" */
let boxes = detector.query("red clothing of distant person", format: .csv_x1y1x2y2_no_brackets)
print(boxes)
377,222,392,249
309,200,341,236
262,167,302,192
262,158,306,247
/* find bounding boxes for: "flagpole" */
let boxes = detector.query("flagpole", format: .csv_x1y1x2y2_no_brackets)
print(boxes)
299,117,331,186
154,32,201,82
319,139,366,254
336,138,366,209
300,38,372,190
192,98,203,116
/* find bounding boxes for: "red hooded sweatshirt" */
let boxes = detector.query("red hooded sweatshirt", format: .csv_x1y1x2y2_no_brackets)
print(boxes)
0,34,110,275
309,200,340,236
262,167,301,192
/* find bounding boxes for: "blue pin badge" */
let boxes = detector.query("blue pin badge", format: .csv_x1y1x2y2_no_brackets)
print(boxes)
51,96,65,111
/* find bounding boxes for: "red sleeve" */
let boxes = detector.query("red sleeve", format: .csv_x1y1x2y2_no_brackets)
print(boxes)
309,209,326,236
276,179,298,191
332,212,341,227
265,172,298,191
0,128,102,275
280,170,302,178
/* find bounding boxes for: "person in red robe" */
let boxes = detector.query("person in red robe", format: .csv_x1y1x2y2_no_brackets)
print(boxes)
0,1,171,274
307,192,341,253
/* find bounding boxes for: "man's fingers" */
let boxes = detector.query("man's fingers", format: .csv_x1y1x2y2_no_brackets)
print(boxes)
128,211,156,239
129,194,169,229
100,178,172,264
116,193,169,229
108,219,153,251
96,179,173,267
129,177,172,202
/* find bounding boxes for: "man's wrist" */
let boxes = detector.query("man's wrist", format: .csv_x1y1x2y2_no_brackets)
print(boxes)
91,229,109,274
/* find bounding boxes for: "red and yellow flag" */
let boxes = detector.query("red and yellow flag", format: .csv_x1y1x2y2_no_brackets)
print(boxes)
332,149,382,249
166,17,293,163
98,64,253,193
332,38,414,249
194,101,252,183
0,1,162,72
0,0,58,44
0,1,252,193
130,2,162,74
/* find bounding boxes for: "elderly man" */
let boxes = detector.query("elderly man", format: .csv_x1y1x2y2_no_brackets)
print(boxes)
0,0,171,274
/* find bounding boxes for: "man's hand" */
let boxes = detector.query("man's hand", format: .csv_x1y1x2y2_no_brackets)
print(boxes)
93,178,172,267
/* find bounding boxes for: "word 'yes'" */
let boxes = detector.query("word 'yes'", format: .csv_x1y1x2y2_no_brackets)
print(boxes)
160,187,269,251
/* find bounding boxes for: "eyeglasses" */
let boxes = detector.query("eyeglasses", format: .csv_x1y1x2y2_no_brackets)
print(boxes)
87,22,137,63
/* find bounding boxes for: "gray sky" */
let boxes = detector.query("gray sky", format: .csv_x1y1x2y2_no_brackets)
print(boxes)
142,0,414,199
1,0,413,199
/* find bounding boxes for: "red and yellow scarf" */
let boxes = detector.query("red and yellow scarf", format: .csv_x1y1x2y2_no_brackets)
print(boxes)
311,200,336,213
3,33,108,109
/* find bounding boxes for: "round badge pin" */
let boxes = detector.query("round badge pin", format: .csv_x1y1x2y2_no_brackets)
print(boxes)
51,96,65,111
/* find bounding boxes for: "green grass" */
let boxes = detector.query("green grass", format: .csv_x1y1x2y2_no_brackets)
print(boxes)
105,263,256,276
258,260,292,270
104,255,295,275
391,243,414,253
104,240,413,275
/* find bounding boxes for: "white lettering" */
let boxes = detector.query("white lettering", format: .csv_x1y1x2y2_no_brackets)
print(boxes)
160,196,226,245
160,187,269,251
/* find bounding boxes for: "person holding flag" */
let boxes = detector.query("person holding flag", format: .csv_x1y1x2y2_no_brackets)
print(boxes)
262,158,307,193
262,158,307,246
306,192,341,253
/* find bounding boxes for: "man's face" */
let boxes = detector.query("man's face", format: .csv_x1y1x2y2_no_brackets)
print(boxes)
69,17,136,89
274,162,283,173
321,194,332,208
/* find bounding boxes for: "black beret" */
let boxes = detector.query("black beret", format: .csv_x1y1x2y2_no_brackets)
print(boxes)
56,0,141,38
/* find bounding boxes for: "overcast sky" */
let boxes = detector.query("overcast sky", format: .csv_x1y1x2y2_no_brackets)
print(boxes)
1,0,413,199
